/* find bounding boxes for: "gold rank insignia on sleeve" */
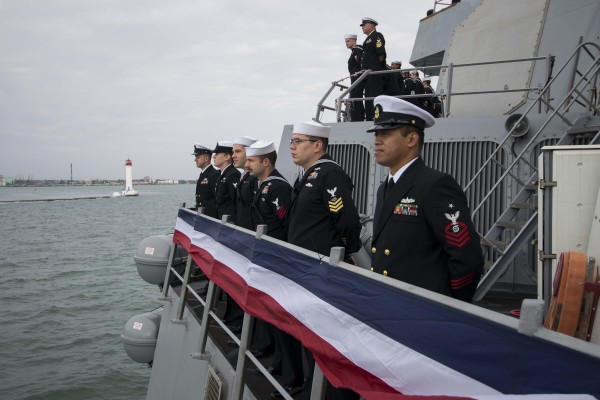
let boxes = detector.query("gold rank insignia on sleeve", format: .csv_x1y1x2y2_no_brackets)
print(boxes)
376,39,382,48
329,198,344,212
327,187,343,212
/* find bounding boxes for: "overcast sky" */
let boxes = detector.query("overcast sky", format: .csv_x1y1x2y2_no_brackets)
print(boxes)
0,0,435,180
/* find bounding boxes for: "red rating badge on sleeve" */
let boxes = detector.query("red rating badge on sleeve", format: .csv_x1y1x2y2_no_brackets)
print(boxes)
444,211,470,248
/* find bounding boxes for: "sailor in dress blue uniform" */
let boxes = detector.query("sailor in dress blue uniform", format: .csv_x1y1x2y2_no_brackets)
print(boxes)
287,121,362,400
192,144,219,218
360,17,387,121
368,96,484,302
213,141,241,223
245,141,304,396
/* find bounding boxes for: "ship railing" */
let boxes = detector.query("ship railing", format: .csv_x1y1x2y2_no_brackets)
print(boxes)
159,212,303,400
159,207,600,400
316,53,553,123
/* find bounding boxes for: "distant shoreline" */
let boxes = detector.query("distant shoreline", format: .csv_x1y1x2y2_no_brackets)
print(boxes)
0,195,113,203
0,182,193,188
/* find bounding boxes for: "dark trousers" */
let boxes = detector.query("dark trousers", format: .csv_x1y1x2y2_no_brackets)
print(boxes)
364,75,384,121
251,319,274,353
300,348,359,400
223,295,244,325
349,79,365,122
271,327,304,387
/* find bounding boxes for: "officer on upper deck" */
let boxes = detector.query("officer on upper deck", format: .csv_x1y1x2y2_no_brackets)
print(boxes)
368,96,484,302
192,143,219,218
345,34,365,122
360,17,386,121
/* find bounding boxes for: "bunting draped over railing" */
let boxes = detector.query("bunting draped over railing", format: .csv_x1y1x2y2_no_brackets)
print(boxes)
173,209,599,400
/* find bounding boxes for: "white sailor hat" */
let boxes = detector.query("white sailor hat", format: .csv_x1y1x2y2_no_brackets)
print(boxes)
292,121,330,138
213,141,234,154
232,136,258,147
344,34,357,40
360,17,378,26
246,140,276,157
367,95,435,132
192,143,212,156
391,60,402,65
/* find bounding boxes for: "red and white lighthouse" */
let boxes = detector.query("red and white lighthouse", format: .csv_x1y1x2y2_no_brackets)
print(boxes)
125,158,134,192
113,158,139,197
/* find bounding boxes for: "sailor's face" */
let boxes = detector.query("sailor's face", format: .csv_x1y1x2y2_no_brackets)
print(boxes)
289,134,317,167
361,23,374,35
232,144,247,169
245,156,265,178
213,152,227,169
373,128,415,171
195,154,209,169
345,38,356,49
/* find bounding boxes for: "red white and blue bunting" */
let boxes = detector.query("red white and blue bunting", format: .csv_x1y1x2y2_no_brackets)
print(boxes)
173,209,599,400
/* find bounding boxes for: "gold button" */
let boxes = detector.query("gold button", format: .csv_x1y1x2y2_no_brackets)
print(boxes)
384,249,390,256
371,247,376,253
383,270,388,276
370,267,374,271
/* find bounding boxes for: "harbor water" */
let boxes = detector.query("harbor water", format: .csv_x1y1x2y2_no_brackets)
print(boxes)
0,184,194,400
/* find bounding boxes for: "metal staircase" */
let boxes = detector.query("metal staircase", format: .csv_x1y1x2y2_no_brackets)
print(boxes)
470,42,600,301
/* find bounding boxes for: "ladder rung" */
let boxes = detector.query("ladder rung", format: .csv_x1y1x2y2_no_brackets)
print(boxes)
566,126,600,135
481,239,508,249
511,202,537,210
496,221,524,230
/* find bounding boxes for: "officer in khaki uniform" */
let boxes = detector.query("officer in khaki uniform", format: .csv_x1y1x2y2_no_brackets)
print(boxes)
369,96,484,302
193,143,220,218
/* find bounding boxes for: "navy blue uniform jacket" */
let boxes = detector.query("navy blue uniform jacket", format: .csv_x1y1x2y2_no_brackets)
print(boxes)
195,164,220,218
235,171,258,230
215,164,241,223
371,157,483,302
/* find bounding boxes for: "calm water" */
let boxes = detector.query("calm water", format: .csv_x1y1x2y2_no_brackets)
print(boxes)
0,185,195,400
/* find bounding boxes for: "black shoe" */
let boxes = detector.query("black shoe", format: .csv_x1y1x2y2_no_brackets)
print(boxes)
266,365,281,376
226,338,238,346
270,385,302,398
250,349,265,358
196,286,207,296
228,324,242,333
225,349,238,360
254,365,281,376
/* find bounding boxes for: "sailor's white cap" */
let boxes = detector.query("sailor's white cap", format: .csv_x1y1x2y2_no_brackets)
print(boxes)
344,34,357,40
246,140,276,157
360,17,378,26
292,121,330,138
367,95,435,132
192,143,212,156
213,141,234,153
391,60,402,65
232,136,258,147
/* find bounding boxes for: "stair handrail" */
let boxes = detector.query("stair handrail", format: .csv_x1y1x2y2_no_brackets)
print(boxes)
464,42,600,219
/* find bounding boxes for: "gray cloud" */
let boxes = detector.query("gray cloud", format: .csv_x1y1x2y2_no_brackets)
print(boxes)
0,0,430,180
